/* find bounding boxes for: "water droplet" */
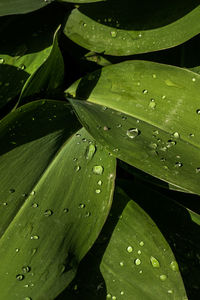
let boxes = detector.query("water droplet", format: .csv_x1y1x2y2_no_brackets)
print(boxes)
143,89,148,94
149,99,156,109
126,128,140,139
31,248,37,256
122,116,127,120
24,297,32,300
85,144,96,160
32,203,38,208
127,246,133,253
103,126,110,131
116,124,122,128
138,250,141,255
9,188,15,193
0,58,5,64
173,132,180,138
113,148,119,152
92,165,104,175
31,235,39,240
170,261,179,271
119,261,124,266
150,256,160,268
22,266,31,273
162,95,166,100
111,31,117,38
175,162,183,168
150,143,157,149
192,78,196,82
95,189,101,194
17,64,26,70
83,23,87,27
74,165,81,172
196,109,200,114
63,208,69,213
196,167,200,173
160,274,167,281
152,74,157,78
107,294,112,299
3,202,7,206
189,133,194,137
30,191,36,196
168,290,173,294
139,241,144,246
97,180,103,186
167,140,176,148
16,274,24,281
44,209,53,217
139,270,143,274
134,258,141,265
85,211,91,217
79,203,85,209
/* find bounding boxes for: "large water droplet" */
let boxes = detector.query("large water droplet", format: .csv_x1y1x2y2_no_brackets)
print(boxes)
44,209,53,217
126,128,139,139
170,261,179,271
134,258,141,265
150,256,160,268
16,274,24,281
127,246,133,253
22,266,31,273
85,144,96,160
160,274,167,281
92,165,104,175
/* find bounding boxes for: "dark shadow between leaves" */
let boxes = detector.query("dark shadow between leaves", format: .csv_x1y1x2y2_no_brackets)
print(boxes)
78,0,199,31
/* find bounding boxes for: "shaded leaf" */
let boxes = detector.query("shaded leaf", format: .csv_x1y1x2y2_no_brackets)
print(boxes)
0,100,116,299
67,60,200,195
64,2,200,56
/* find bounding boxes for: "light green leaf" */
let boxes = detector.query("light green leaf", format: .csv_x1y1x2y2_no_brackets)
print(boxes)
0,5,65,110
100,187,187,300
0,100,116,299
0,0,53,16
67,60,200,195
63,2,200,56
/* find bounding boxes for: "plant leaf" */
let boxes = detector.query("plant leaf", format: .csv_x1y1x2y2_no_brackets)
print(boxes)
57,0,103,3
66,60,200,195
0,100,116,299
63,2,200,56
0,0,53,16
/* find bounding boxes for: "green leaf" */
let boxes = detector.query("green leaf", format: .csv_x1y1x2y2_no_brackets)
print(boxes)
66,60,200,195
57,0,103,3
0,0,53,16
0,5,65,110
0,100,116,299
100,187,187,300
18,25,64,104
63,2,200,56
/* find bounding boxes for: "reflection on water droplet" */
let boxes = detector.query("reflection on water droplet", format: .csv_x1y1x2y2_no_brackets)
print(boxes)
83,23,87,27
103,126,110,131
192,78,196,82
138,250,141,255
120,291,124,295
3,202,7,206
95,189,101,194
160,274,167,281
150,143,157,149
97,180,103,186
120,261,124,266
79,204,85,209
111,31,117,38
31,248,37,256
93,165,104,175
116,124,122,128
170,261,179,271
150,256,160,268
106,294,112,299
127,246,133,253
189,133,194,137
63,208,69,213
139,270,143,274
122,116,127,120
143,89,148,94
32,203,38,208
162,95,166,100
126,128,139,139
173,132,180,138
149,99,156,109
86,144,96,160
24,297,32,300
15,248,20,253
44,209,53,217
139,241,144,246
134,258,141,265
196,109,200,114
196,167,200,173
167,140,176,148
31,235,39,240
175,162,183,168
74,165,81,172
9,188,15,193
22,266,31,273
85,211,91,217
112,296,116,300
31,191,36,196
0,58,4,64
152,74,157,78
168,290,173,294
16,274,24,281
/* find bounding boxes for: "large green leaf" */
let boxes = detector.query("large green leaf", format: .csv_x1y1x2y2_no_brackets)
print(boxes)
0,100,116,299
57,0,103,3
66,60,200,195
100,187,187,300
0,4,65,110
0,0,53,16
63,2,200,56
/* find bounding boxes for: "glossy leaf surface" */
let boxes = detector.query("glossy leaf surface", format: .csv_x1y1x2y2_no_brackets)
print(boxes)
64,2,200,56
0,100,116,299
67,60,200,195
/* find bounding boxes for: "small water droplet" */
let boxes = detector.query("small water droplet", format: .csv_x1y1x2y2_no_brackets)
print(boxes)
17,64,26,70
0,58,4,64
150,256,160,268
85,211,91,217
167,140,176,148
126,128,140,139
134,258,141,265
95,189,101,194
85,144,96,160
192,78,196,82
143,89,148,94
92,165,104,175
196,167,200,173
3,202,7,206
24,297,32,300
111,31,117,38
175,162,183,168
119,261,124,266
32,203,38,208
139,241,144,246
63,208,69,213
44,209,53,217
9,188,15,193
103,126,110,131
15,248,20,253
30,191,36,196
162,95,166,100
138,250,141,255
97,180,103,186
149,99,156,109
189,133,194,137
79,203,85,209
168,290,173,294
139,270,143,274
83,23,87,27
160,274,167,281
170,261,179,271
150,143,157,149
31,235,39,240
16,274,24,281
122,116,127,120
22,266,31,273
152,74,157,78
196,109,200,114
106,294,112,299
113,148,119,152
31,248,37,256
173,132,180,138
127,246,133,253
116,124,122,128
74,165,81,172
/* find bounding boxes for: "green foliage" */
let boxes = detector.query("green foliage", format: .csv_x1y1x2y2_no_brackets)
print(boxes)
0,1,200,300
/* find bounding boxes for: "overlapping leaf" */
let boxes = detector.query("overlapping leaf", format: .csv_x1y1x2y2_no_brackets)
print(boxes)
67,60,200,195
64,1,200,56
0,100,116,299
